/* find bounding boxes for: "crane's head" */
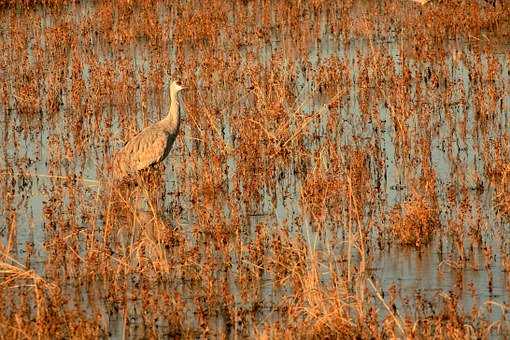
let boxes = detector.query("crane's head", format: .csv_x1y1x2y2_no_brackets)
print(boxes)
170,80,185,95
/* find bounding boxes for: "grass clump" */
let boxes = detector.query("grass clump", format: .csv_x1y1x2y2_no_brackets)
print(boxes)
495,175,510,221
389,192,440,248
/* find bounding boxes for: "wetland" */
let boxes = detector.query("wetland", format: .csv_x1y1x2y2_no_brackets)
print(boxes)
0,0,509,338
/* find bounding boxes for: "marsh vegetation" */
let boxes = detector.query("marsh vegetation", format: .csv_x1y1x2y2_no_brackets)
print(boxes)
0,0,509,338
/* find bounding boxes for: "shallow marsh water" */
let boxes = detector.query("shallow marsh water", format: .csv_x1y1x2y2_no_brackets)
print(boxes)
0,0,509,338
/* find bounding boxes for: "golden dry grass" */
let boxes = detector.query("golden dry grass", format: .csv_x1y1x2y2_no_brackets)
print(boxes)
389,192,440,248
0,0,508,338
489,161,510,221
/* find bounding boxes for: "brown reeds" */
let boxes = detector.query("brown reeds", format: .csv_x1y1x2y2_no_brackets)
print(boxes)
493,162,510,221
0,0,509,338
389,191,440,248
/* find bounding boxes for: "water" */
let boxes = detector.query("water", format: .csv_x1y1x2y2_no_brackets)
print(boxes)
0,1,509,337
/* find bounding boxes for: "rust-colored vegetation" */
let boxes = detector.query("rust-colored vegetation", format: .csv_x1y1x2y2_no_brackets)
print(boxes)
389,192,440,247
0,0,509,338
491,161,510,221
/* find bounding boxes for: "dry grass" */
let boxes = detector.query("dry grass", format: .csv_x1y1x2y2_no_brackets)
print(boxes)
492,162,510,221
389,192,440,248
0,0,508,337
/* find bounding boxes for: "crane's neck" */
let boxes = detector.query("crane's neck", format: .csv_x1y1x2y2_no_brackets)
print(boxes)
163,91,180,133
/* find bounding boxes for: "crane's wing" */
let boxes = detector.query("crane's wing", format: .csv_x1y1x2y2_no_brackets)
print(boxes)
122,127,168,173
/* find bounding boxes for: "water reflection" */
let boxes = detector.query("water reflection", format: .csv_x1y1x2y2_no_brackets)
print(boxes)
0,1,509,336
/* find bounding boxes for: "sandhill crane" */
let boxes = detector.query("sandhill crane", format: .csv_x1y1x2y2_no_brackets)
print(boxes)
112,80,185,180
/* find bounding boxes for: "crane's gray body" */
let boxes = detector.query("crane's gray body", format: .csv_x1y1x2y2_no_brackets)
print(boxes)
113,81,184,180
